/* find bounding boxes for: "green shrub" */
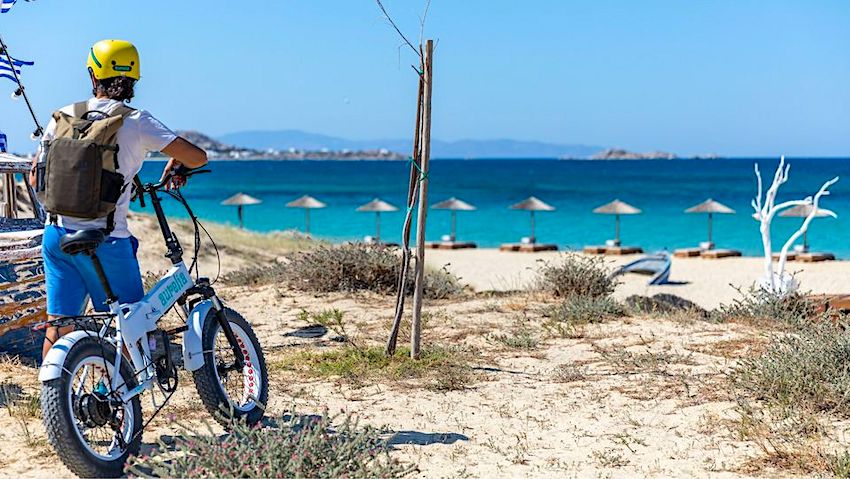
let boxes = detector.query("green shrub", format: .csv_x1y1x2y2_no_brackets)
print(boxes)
490,330,539,350
224,244,462,299
536,253,617,299
712,287,818,329
127,411,415,478
730,322,850,417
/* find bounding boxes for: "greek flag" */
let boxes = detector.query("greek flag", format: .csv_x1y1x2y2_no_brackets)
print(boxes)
0,131,6,153
0,55,33,83
1,0,16,13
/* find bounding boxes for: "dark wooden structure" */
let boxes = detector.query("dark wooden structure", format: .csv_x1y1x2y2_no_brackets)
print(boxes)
0,153,45,358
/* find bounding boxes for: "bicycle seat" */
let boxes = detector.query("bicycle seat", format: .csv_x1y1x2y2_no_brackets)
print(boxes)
60,229,105,256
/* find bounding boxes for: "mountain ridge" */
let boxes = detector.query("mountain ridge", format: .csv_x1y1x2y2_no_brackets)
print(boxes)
218,129,603,159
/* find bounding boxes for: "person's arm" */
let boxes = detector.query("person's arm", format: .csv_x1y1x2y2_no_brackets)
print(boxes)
158,137,208,189
161,136,207,169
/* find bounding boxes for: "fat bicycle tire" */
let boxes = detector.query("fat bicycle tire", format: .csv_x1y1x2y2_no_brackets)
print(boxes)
41,338,142,478
192,307,268,427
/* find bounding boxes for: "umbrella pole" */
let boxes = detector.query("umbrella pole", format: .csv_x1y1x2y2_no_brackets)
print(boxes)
803,230,808,251
238,205,244,229
530,210,536,243
305,209,311,235
376,211,381,242
451,210,457,242
707,213,713,244
615,214,620,245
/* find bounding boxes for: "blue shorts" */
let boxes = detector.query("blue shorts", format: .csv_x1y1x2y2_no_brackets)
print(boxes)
43,225,145,316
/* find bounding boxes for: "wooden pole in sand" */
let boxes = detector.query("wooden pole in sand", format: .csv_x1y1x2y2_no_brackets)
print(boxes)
385,55,425,357
411,39,434,359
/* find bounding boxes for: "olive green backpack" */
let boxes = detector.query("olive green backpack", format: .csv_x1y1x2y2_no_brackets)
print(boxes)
38,102,134,233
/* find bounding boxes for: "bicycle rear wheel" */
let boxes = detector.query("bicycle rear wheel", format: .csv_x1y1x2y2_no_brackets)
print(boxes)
41,338,142,478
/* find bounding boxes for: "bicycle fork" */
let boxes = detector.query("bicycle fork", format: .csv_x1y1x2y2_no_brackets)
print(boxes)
211,295,245,371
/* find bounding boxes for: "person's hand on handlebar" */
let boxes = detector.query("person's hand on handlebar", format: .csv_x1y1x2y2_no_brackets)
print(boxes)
158,135,209,190
160,158,188,190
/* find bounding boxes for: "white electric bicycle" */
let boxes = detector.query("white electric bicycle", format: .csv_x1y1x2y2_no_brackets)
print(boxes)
36,167,268,478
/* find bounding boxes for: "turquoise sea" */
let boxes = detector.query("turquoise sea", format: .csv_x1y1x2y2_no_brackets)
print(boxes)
134,158,850,258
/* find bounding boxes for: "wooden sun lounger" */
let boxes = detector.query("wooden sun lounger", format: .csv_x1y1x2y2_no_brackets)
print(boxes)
797,252,835,262
673,248,702,258
771,252,798,261
584,245,642,255
425,241,478,250
700,249,742,259
499,242,558,252
603,246,643,255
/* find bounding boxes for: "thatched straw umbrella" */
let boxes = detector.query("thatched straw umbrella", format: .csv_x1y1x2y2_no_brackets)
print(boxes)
286,195,326,235
509,196,555,243
685,198,734,245
432,197,476,241
779,204,836,251
356,198,398,242
593,199,641,245
221,193,261,229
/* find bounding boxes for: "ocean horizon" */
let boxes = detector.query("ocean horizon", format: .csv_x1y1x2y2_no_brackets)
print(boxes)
135,158,850,258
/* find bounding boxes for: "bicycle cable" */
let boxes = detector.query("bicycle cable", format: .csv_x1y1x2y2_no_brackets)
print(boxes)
162,187,221,284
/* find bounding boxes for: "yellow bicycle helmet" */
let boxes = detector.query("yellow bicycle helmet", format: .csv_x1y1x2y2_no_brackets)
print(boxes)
87,39,140,81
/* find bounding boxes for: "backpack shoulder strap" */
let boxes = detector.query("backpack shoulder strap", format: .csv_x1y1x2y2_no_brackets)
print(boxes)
111,104,136,119
71,101,89,119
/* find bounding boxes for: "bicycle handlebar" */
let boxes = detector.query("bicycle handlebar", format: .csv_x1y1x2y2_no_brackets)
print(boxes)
146,166,211,192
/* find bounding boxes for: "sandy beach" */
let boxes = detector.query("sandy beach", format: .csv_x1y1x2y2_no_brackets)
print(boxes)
1,217,848,478
426,249,850,309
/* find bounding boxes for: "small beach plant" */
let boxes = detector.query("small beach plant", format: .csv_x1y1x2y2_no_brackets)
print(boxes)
535,253,617,299
127,410,416,478
726,321,850,476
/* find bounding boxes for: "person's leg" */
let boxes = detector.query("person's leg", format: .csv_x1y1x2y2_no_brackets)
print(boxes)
74,235,145,313
41,225,89,360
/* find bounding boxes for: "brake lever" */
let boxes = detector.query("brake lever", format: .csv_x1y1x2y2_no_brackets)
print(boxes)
185,168,211,177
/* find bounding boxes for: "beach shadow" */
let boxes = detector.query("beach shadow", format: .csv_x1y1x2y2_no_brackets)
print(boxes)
283,324,328,339
388,430,469,446
472,366,532,376
663,280,691,286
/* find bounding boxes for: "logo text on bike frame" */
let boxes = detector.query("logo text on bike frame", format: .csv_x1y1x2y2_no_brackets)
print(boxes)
145,264,192,311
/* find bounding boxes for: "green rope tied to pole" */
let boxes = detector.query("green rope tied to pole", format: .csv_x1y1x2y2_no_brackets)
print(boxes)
407,156,429,182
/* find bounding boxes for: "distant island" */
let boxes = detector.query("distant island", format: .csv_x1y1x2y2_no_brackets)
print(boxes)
561,148,721,161
590,148,678,160
163,131,406,161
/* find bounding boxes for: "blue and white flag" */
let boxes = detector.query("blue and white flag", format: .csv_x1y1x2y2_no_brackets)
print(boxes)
1,0,17,13
0,55,33,83
0,131,7,153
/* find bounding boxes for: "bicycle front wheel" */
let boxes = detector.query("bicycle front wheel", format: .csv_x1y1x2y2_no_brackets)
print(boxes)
192,307,268,427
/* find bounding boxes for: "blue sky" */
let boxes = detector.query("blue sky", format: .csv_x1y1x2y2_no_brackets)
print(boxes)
1,0,848,156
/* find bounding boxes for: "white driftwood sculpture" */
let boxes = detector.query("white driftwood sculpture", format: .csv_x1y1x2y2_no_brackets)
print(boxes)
752,156,838,295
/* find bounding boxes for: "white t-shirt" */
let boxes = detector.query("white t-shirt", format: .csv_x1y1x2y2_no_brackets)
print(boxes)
40,98,177,238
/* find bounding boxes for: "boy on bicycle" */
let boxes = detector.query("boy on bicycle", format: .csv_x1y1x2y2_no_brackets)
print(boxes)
31,39,207,360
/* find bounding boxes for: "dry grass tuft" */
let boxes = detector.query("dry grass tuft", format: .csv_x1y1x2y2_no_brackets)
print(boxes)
273,345,476,391
535,253,618,299
224,244,462,299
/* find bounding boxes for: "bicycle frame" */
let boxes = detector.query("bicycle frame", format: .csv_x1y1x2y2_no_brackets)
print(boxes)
39,262,192,401
38,169,246,403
